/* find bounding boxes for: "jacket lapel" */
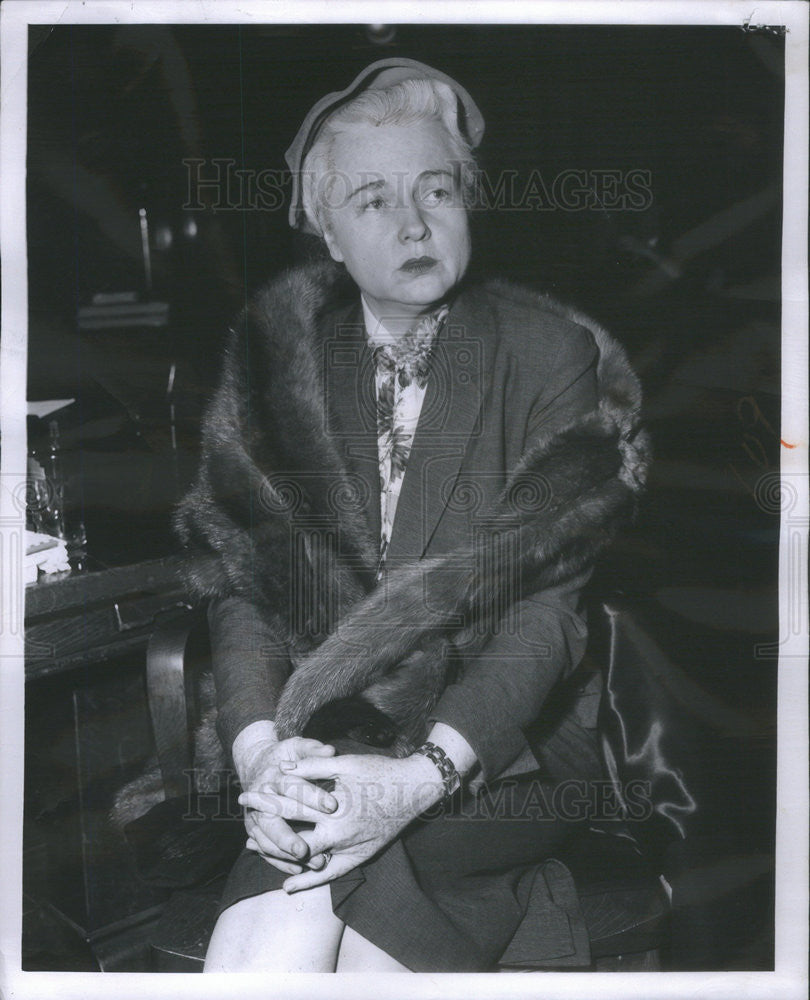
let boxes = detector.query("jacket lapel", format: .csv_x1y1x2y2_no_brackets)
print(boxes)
386,285,496,562
321,300,382,554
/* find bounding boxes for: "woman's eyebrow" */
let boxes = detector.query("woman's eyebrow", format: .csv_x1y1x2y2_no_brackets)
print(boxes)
417,169,454,183
347,169,454,201
349,178,387,199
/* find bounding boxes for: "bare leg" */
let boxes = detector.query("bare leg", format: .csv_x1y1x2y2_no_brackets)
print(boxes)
204,885,345,972
336,926,411,972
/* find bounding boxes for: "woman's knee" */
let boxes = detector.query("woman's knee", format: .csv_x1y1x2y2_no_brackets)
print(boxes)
203,885,345,973
336,926,411,972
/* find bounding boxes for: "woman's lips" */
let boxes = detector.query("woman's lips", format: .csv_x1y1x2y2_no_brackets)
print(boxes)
400,256,438,274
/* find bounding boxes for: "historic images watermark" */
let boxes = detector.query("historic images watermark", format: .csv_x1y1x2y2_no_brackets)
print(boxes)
180,769,654,825
752,471,808,659
183,159,654,214
1,471,58,660
0,473,28,645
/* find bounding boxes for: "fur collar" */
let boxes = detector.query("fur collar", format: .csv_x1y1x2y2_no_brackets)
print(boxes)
176,261,651,752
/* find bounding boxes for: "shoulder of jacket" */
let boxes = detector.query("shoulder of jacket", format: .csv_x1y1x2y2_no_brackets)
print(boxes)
482,278,646,425
475,277,602,363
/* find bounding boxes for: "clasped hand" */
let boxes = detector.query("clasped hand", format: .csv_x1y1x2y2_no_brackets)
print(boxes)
239,747,446,893
236,736,338,876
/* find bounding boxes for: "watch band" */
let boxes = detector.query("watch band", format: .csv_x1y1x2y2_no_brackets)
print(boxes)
414,741,461,798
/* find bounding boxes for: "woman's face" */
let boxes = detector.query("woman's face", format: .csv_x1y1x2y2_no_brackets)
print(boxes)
320,118,471,325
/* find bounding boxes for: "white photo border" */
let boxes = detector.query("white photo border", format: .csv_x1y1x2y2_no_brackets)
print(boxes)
1,2,807,999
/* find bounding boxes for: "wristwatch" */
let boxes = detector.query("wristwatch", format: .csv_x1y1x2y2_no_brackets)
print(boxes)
414,741,461,798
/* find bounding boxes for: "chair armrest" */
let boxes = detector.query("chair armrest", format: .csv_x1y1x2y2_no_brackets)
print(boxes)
146,611,206,800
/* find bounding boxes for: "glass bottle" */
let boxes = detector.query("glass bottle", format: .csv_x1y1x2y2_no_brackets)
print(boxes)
44,419,66,539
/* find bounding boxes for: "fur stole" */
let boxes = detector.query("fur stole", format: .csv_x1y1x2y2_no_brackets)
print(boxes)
174,260,650,754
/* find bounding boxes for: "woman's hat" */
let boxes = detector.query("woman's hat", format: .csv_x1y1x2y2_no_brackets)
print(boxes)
285,57,485,230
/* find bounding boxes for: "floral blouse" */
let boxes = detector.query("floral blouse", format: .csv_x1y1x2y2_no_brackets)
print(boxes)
362,297,449,579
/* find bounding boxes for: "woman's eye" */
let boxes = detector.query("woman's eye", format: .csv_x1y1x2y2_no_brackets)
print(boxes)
422,187,450,206
363,197,386,211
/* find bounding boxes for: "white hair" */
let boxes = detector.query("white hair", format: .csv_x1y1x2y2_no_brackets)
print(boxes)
300,77,478,236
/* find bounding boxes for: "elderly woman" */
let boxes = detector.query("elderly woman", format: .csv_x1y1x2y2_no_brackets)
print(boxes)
177,58,648,973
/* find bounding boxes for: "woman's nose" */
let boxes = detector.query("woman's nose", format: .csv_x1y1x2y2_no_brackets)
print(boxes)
397,203,430,243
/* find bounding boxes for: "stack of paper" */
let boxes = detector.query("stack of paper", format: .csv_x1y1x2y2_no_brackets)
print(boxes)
24,531,70,584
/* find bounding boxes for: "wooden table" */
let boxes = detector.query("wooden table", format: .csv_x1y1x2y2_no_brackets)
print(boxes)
25,555,195,681
23,555,200,969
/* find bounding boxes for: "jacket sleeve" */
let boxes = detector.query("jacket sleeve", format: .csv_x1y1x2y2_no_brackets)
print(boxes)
428,574,591,781
207,595,291,758
428,324,600,781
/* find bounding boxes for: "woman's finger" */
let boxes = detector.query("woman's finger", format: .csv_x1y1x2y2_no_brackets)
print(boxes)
280,774,339,815
292,738,336,757
278,756,343,781
240,790,280,813
283,852,354,893
245,812,297,860
292,825,335,862
245,810,310,861
246,838,304,875
263,857,305,875
240,781,338,820
248,772,339,815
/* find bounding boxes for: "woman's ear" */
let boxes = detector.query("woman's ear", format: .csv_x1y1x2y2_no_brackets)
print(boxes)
322,222,345,264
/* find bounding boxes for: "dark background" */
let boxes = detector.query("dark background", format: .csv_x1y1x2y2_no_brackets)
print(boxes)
24,22,783,970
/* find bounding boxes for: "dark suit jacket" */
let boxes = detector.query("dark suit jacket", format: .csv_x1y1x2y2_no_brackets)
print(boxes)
208,277,600,784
